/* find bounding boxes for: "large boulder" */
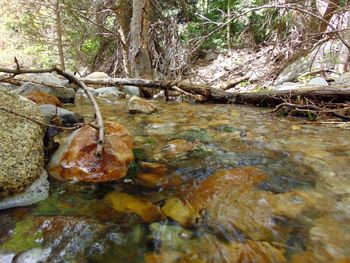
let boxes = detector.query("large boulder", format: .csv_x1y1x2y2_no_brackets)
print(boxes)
0,88,46,198
128,96,157,114
334,72,350,85
48,121,134,182
85,71,110,80
18,82,75,103
15,73,68,87
0,82,17,91
275,41,341,85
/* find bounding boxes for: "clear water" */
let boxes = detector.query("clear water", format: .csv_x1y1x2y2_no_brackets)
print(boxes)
1,96,350,262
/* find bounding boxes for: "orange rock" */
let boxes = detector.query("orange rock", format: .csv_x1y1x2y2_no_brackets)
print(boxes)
136,173,170,188
185,167,268,209
136,162,170,188
105,192,164,222
48,122,134,182
25,90,62,106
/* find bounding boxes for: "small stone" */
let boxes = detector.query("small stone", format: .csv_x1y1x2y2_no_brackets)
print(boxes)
123,85,141,97
309,77,329,86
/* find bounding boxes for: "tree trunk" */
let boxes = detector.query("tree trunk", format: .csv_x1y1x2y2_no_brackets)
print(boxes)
318,0,339,34
130,0,153,79
55,0,65,70
338,12,350,73
114,0,132,77
227,0,231,50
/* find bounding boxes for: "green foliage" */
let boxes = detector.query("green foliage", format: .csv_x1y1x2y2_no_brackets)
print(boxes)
82,38,101,56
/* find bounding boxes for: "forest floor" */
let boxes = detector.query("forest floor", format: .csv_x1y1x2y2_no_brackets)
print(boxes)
185,46,282,92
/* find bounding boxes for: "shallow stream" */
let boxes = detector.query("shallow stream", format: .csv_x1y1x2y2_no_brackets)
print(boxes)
1,97,350,262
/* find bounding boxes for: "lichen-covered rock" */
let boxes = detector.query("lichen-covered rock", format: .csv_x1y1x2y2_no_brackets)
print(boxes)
128,96,157,114
0,170,49,210
0,88,46,198
47,121,134,182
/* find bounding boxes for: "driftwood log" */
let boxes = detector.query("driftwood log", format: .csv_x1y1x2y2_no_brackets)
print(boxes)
82,77,350,105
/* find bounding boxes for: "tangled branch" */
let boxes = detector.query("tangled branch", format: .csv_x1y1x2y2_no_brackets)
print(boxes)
0,63,105,156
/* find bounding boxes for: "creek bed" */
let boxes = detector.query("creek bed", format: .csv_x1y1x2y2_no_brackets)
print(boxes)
1,97,350,262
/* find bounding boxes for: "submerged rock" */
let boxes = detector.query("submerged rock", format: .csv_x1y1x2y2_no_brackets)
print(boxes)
128,96,157,114
0,215,119,261
0,88,46,198
47,121,134,182
105,192,164,222
147,223,286,263
161,198,192,226
162,139,200,159
178,167,317,242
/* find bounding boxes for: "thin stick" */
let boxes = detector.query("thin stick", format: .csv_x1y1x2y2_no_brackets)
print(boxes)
0,106,86,130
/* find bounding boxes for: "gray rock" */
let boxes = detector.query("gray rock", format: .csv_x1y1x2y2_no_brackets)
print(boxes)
128,96,157,114
18,82,75,103
76,87,97,96
276,41,341,85
0,82,17,90
15,73,68,87
334,72,350,85
38,104,84,127
0,88,46,198
309,77,329,86
85,72,110,80
275,82,303,91
95,86,124,97
123,85,141,97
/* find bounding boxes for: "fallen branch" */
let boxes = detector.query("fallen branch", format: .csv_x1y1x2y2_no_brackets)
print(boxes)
222,76,250,90
0,106,89,130
171,86,204,101
81,77,350,105
0,65,105,156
